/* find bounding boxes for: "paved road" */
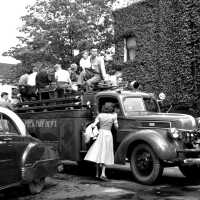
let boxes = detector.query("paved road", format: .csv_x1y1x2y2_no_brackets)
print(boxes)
1,162,200,200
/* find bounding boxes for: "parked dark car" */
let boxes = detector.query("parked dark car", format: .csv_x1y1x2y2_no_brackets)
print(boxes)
0,107,59,194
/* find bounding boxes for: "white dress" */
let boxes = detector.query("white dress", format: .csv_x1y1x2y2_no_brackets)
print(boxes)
84,113,118,165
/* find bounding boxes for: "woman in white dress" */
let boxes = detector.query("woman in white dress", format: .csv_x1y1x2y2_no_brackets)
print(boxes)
84,102,118,180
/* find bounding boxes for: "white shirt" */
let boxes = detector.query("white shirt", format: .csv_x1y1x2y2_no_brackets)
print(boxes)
79,57,91,70
27,72,37,86
55,69,71,82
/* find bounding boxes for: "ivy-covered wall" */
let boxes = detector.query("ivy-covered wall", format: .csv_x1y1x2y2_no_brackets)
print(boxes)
113,0,200,107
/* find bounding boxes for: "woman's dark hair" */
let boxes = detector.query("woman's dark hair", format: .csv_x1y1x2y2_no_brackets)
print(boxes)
102,102,114,113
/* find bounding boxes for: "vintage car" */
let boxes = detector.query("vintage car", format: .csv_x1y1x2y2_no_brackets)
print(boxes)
15,88,200,185
0,106,59,194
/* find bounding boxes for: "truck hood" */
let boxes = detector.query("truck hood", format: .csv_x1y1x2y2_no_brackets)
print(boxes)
126,112,197,130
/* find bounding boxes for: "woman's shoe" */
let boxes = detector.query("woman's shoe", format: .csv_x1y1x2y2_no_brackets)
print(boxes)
99,176,109,181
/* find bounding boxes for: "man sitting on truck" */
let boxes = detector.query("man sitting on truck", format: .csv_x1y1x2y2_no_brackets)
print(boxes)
87,47,107,90
36,64,52,99
0,92,13,110
78,47,107,91
54,63,73,98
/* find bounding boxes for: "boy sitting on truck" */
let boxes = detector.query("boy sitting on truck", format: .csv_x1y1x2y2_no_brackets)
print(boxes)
54,63,73,98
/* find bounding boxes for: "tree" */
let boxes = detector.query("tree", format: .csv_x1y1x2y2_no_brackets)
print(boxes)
4,0,116,68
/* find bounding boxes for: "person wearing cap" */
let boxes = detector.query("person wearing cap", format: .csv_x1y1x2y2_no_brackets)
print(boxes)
84,102,118,180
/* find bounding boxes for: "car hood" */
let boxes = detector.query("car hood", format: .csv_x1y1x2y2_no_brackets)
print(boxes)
126,112,197,130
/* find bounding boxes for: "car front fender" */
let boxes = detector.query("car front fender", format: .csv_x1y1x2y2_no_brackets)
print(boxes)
21,142,59,182
114,129,179,164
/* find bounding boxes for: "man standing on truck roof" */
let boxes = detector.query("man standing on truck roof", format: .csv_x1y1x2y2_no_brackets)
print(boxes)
54,63,73,98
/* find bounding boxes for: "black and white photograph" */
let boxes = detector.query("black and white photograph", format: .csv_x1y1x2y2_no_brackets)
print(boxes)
0,0,200,199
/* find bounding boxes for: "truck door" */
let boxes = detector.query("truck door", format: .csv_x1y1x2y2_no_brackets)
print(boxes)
0,113,26,187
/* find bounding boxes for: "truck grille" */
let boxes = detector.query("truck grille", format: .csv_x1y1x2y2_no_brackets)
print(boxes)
182,130,200,144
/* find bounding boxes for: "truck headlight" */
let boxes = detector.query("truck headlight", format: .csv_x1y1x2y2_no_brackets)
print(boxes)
168,128,180,139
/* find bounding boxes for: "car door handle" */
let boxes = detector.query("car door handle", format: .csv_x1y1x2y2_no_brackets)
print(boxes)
3,137,12,141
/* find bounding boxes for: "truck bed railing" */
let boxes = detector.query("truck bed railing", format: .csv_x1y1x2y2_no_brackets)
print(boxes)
15,91,84,113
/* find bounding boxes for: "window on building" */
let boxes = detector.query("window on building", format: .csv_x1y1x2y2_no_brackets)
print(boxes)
124,36,137,62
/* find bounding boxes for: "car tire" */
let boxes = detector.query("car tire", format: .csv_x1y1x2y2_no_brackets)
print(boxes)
130,143,163,185
28,177,45,194
179,165,200,178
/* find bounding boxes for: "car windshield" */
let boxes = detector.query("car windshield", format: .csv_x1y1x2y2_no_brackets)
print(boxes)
123,97,159,112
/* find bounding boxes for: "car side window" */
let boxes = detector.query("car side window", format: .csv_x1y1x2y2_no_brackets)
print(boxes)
0,114,19,135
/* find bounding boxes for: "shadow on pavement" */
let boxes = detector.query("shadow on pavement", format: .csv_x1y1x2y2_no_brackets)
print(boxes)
0,179,57,200
62,161,200,186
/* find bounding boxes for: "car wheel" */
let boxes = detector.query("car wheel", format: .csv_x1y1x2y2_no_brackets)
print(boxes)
28,177,45,194
179,165,200,178
130,143,163,184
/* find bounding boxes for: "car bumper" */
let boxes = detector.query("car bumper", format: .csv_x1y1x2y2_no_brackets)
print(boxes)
176,148,200,165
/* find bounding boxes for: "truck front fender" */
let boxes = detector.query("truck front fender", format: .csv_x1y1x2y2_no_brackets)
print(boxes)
114,129,179,164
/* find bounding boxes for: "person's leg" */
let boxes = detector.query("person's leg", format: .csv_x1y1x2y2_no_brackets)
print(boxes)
100,164,106,178
96,163,100,178
86,75,101,91
77,71,84,85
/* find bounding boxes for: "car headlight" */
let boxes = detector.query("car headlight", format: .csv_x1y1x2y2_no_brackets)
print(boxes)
168,128,180,139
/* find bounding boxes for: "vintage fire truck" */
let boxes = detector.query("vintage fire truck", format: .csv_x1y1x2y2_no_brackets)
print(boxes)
15,86,200,185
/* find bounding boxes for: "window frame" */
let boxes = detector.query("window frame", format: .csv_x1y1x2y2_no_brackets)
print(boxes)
124,36,137,62
0,113,21,136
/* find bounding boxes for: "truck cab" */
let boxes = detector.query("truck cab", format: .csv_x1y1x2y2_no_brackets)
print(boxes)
15,88,200,185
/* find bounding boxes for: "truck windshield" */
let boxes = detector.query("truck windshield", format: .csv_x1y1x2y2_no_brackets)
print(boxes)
123,97,159,112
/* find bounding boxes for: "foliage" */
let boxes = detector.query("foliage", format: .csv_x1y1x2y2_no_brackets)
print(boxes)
4,0,116,69
113,0,200,106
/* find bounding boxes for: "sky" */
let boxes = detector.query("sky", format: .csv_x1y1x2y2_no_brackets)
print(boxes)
0,0,142,64
0,0,35,64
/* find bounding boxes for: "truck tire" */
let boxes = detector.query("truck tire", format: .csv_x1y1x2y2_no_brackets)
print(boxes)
179,165,200,178
130,143,163,184
28,178,45,194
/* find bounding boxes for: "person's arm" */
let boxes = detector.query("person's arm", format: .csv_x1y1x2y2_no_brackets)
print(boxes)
55,72,58,82
91,114,100,127
66,71,73,87
99,57,106,80
113,113,119,129
79,59,85,72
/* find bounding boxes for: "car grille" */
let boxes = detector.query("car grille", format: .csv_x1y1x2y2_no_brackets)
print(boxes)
182,129,200,144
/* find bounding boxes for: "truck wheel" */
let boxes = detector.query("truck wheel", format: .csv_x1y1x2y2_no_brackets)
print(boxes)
28,178,45,194
179,165,200,178
130,143,163,184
